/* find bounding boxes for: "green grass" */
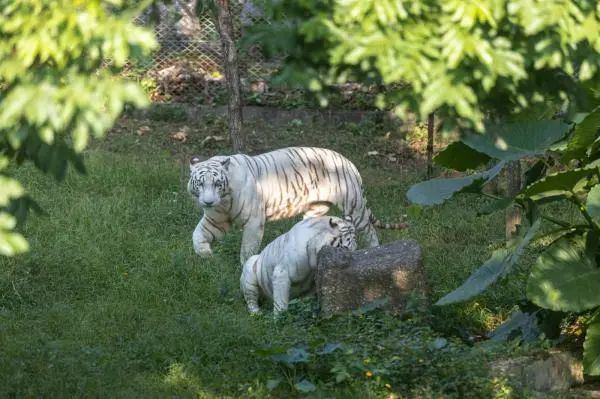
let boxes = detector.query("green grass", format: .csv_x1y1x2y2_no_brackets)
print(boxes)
0,113,554,398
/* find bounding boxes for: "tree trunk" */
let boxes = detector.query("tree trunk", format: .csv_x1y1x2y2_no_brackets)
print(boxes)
214,0,244,152
505,160,522,238
426,112,435,179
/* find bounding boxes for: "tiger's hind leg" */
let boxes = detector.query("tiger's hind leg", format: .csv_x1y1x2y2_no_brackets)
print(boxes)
240,255,261,314
303,201,331,219
362,222,380,248
272,264,291,315
349,206,379,248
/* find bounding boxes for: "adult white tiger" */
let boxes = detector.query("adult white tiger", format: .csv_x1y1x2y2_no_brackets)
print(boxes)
240,216,357,314
188,146,396,265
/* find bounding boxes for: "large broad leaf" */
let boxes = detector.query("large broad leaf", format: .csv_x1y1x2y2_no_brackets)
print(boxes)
407,162,504,206
527,234,600,312
294,379,317,393
523,159,547,187
587,184,600,222
477,197,514,216
271,347,310,366
462,120,571,161
523,168,595,200
562,106,600,162
435,218,541,305
488,311,542,342
488,304,564,342
433,141,491,171
584,320,600,376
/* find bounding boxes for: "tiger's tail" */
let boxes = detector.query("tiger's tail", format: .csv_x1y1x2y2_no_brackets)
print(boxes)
371,216,409,230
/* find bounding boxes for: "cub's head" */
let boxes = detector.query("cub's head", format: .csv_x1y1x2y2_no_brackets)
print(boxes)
188,155,231,208
328,216,358,251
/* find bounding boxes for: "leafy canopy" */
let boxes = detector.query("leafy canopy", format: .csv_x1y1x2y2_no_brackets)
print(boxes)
0,0,156,255
249,0,600,130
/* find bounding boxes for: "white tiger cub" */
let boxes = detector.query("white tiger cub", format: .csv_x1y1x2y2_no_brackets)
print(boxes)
240,216,357,314
188,147,388,265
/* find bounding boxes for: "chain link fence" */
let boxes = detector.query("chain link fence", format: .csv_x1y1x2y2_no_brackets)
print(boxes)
131,1,276,103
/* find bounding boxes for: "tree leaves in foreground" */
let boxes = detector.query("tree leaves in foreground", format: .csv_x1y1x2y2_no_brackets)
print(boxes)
407,107,600,375
435,218,541,306
527,234,600,312
0,0,157,255
247,0,600,131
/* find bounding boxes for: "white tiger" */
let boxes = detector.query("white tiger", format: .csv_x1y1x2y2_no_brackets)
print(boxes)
240,216,357,314
188,147,399,265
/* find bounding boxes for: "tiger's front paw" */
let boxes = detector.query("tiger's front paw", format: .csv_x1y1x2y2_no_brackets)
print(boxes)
193,242,212,257
247,305,261,315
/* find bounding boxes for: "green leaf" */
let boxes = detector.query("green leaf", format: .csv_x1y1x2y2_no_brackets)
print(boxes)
317,343,342,355
407,162,505,206
527,234,600,312
524,168,595,200
477,197,514,216
488,311,541,343
266,379,281,391
433,141,491,171
351,297,389,315
294,379,316,393
271,347,310,365
584,320,600,376
523,160,547,187
436,217,541,305
587,184,600,222
0,212,29,256
0,176,25,206
562,106,600,162
462,120,572,161
489,304,563,343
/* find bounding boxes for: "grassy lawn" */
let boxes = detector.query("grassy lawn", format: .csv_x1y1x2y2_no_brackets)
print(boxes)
0,110,552,398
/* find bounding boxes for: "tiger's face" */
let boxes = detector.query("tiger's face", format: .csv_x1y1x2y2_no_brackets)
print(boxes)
329,216,358,251
188,156,231,208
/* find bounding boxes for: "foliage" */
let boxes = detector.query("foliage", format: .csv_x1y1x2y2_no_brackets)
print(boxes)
246,4,600,374
246,0,600,131
256,300,501,398
0,0,156,255
407,102,600,375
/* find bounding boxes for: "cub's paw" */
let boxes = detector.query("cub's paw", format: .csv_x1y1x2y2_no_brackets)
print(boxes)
193,242,212,257
247,306,262,315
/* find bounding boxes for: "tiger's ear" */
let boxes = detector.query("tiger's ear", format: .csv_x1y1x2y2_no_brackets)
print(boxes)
190,155,206,168
221,157,231,171
329,218,339,229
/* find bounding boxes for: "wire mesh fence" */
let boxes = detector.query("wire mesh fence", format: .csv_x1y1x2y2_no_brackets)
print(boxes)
131,1,276,103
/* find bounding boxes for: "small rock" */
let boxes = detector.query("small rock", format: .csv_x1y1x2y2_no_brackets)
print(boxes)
490,350,583,393
170,127,190,143
317,240,426,316
137,126,150,136
367,150,379,157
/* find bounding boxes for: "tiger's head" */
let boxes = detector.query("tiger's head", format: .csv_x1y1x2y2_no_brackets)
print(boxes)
328,216,358,251
188,155,231,208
